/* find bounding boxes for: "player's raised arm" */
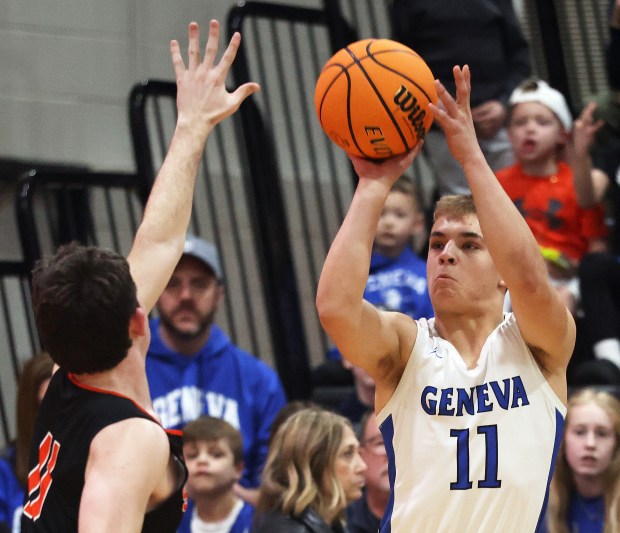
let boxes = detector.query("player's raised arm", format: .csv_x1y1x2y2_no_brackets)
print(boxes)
430,65,574,379
316,149,418,382
128,21,259,314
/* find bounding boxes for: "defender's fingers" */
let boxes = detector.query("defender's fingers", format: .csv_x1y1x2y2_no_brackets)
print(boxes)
203,20,220,69
216,32,242,75
230,82,261,106
170,40,186,79
187,22,201,70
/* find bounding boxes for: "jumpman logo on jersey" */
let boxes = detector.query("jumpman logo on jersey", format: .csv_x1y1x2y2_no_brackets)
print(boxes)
428,338,442,359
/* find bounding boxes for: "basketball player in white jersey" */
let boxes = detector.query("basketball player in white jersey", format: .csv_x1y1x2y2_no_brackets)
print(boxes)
316,65,574,532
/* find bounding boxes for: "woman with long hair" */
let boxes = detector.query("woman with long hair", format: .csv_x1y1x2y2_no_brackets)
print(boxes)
254,408,366,532
545,387,620,532
0,352,53,531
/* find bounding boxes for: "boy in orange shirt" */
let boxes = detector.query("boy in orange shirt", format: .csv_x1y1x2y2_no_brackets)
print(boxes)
496,79,608,315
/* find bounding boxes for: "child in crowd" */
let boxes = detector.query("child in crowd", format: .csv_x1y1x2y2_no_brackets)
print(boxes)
496,79,609,315
543,388,620,532
364,176,433,320
178,416,253,533
327,175,432,362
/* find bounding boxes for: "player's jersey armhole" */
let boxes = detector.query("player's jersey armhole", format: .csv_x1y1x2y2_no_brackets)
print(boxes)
505,313,567,417
376,318,427,426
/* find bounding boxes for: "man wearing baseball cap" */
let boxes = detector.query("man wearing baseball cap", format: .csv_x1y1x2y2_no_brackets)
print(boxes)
145,234,287,503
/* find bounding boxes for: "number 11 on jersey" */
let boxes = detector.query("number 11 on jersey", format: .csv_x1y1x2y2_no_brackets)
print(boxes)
450,424,502,490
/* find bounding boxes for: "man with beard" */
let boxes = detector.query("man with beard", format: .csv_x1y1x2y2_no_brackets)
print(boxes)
145,234,286,503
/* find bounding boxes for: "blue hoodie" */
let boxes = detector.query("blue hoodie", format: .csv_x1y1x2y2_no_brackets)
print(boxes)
364,247,433,319
146,319,287,488
0,445,24,533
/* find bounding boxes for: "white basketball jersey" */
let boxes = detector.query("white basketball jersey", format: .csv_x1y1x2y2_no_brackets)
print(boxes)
376,314,566,533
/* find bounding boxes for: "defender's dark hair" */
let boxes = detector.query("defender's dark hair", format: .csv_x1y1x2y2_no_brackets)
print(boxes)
31,242,139,374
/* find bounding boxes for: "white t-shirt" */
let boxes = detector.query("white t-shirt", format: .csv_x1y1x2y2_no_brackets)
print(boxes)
190,499,245,533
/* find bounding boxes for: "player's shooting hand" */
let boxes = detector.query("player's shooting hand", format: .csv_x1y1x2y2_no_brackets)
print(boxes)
429,65,481,166
349,145,420,186
171,20,260,134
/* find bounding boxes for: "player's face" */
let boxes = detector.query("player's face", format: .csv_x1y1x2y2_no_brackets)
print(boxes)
329,425,367,504
374,191,422,257
157,255,223,340
507,102,567,163
564,403,617,480
427,214,503,314
183,438,242,498
359,415,390,494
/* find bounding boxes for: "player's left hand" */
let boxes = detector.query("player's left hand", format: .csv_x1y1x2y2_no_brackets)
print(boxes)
430,65,481,166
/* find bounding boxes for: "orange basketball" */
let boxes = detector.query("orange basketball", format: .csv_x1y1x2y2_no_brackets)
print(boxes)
314,39,437,159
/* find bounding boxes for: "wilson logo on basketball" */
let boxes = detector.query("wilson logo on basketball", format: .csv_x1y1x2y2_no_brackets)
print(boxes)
315,38,436,159
394,85,428,143
23,432,61,521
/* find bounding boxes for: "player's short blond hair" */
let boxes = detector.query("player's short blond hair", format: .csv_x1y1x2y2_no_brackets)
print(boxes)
433,194,476,222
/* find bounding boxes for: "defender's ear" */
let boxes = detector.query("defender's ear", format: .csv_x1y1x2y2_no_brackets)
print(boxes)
129,307,148,338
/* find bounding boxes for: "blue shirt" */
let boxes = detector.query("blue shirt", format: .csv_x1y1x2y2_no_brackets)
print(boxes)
567,493,604,533
146,320,287,488
364,247,433,319
0,445,24,533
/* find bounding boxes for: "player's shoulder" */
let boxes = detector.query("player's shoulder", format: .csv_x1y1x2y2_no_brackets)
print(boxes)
92,416,168,453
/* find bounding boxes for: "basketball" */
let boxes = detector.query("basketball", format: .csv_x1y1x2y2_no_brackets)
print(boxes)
314,39,437,159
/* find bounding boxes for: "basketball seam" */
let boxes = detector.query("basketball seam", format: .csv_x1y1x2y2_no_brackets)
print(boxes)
366,50,435,104
345,43,410,155
317,65,366,157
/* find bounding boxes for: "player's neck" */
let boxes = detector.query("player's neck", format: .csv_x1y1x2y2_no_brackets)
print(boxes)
72,350,151,405
434,310,504,369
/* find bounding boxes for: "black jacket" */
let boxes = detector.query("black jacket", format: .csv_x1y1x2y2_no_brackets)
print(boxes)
253,508,345,533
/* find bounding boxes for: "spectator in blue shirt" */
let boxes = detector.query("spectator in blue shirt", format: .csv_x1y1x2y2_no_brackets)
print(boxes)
145,235,286,505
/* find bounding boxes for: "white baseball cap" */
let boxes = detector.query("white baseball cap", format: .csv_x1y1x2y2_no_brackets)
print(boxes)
508,79,573,132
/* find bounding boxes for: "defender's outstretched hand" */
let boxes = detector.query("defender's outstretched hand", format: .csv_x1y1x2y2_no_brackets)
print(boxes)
171,20,260,134
429,65,481,166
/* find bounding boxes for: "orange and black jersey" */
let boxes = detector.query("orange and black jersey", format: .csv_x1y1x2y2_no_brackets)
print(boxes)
21,369,187,532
